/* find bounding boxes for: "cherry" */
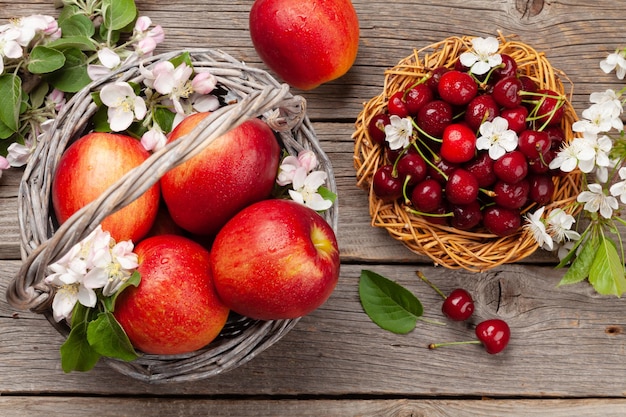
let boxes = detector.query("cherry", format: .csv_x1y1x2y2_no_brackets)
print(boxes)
405,83,434,115
463,151,496,188
428,158,459,184
451,201,482,231
544,126,566,150
388,91,409,118
372,164,403,202
417,100,453,138
464,94,500,131
475,319,511,354
367,113,390,146
493,179,530,209
416,271,474,321
493,54,518,80
492,76,523,108
518,129,551,159
528,173,555,205
500,106,528,134
440,124,477,163
425,67,450,93
482,206,521,236
397,152,428,186
494,150,528,184
411,178,443,213
532,89,564,127
518,75,538,93
445,168,479,205
527,150,555,174
428,319,511,354
438,70,478,106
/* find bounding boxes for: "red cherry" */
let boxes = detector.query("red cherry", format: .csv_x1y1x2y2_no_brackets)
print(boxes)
492,76,523,108
438,70,478,106
494,150,528,184
445,168,479,205
518,129,551,159
428,158,458,184
532,89,565,127
417,100,453,138
494,54,518,80
493,179,530,209
440,124,477,164
518,75,538,93
483,206,521,236
388,91,409,118
500,106,528,134
463,151,496,188
451,201,483,231
405,83,434,115
411,178,443,213
528,173,555,205
397,152,428,186
475,319,511,354
442,288,475,321
464,94,500,131
426,67,450,93
367,113,390,146
372,164,403,202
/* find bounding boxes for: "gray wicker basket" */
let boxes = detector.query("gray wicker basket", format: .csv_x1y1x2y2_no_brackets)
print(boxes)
6,49,338,383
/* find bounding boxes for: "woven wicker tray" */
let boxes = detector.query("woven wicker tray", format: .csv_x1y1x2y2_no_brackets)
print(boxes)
6,49,338,383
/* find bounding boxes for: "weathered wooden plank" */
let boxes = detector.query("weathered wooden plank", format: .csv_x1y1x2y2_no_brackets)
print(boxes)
2,260,625,397
1,397,626,417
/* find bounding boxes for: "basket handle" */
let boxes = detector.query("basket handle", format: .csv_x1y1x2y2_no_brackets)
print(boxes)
6,84,305,313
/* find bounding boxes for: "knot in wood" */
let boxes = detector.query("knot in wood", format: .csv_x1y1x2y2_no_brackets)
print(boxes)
516,0,544,17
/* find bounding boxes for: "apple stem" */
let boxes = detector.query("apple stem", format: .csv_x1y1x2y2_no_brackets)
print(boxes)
428,340,481,350
415,271,447,300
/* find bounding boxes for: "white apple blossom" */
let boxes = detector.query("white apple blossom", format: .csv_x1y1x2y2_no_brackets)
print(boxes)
0,30,23,74
152,61,194,115
85,239,139,297
524,207,554,251
289,170,333,211
609,167,626,203
133,16,164,56
459,36,502,75
577,183,619,219
600,49,626,79
87,47,122,81
476,116,518,160
384,115,412,150
573,101,624,135
276,150,319,186
141,127,168,152
100,81,147,131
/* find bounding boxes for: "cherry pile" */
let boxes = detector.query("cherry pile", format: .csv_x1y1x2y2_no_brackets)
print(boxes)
368,54,566,236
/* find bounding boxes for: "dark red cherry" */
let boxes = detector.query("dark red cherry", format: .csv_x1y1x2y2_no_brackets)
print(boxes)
464,151,496,188
426,67,450,93
494,54,518,80
544,126,566,150
533,89,565,127
500,106,529,134
388,91,409,118
494,150,528,184
519,75,538,93
451,201,482,231
442,288,475,320
482,206,521,236
438,70,478,106
518,129,551,159
464,95,500,131
417,100,453,138
411,178,443,213
475,319,511,354
397,152,428,186
367,113,391,146
493,179,530,209
492,76,523,108
445,168,479,205
405,83,434,115
440,124,477,163
528,173,555,205
527,150,555,174
429,158,459,184
373,164,403,202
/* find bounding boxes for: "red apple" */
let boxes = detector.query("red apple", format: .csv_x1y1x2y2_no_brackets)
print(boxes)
160,112,281,237
51,132,160,243
249,0,360,90
114,234,230,355
210,199,340,320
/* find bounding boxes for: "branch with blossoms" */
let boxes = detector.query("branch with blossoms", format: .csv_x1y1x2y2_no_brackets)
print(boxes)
0,0,165,178
524,47,626,297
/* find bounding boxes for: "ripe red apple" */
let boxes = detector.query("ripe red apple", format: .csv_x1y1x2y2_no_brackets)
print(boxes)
210,199,340,320
249,0,360,90
160,112,281,237
51,132,160,243
114,234,230,355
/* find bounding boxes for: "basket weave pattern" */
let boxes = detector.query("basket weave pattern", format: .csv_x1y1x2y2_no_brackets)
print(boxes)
353,35,582,271
6,49,338,383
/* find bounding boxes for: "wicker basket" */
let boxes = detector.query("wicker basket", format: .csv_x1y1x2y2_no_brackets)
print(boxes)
353,34,582,271
6,49,338,383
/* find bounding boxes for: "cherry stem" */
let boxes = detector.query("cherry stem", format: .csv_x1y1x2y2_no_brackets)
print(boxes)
411,118,442,143
415,271,447,299
418,317,447,326
428,340,481,350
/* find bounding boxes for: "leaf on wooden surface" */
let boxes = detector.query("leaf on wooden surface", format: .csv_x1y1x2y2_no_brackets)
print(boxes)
588,236,626,297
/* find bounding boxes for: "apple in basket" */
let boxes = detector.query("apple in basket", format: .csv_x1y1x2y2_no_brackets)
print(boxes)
160,112,281,237
210,199,340,320
51,132,160,243
114,234,230,355
249,0,360,90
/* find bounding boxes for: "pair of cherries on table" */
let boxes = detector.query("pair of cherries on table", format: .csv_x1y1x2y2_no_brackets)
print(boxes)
418,271,511,355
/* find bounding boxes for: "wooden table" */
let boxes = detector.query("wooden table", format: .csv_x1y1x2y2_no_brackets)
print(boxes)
2,0,626,415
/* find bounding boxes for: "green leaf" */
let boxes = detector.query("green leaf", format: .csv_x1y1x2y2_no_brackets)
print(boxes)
170,51,193,68
104,271,141,312
0,74,21,132
60,304,101,373
46,35,97,51
102,0,137,31
589,236,626,297
46,48,91,93
558,237,600,286
153,106,176,133
87,311,139,361
358,270,423,334
59,13,95,37
29,81,50,110
0,119,15,140
317,186,337,205
28,46,67,74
